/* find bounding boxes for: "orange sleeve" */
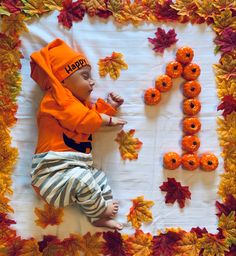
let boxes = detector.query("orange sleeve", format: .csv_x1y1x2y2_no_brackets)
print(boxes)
93,98,117,116
39,93,102,134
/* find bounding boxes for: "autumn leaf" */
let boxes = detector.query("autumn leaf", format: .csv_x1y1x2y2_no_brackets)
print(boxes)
199,233,230,256
60,234,84,256
216,195,236,218
18,238,42,256
1,14,29,38
113,0,147,25
141,0,158,22
0,193,14,214
148,27,178,54
102,230,125,256
226,244,236,256
58,0,85,29
1,0,22,14
1,236,25,256
213,54,236,80
213,0,236,12
214,28,236,54
0,6,11,15
34,203,64,228
152,230,182,256
44,0,63,11
115,129,143,160
0,223,17,245
217,95,236,118
123,229,153,256
159,178,191,208
98,52,128,80
195,0,216,24
218,212,236,246
216,77,236,99
190,227,208,238
38,235,61,252
154,0,179,22
174,231,201,256
21,0,51,17
107,0,123,14
127,195,154,229
82,0,107,16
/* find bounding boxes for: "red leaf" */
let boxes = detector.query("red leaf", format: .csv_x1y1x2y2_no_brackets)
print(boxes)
0,213,16,226
217,95,236,117
102,230,125,256
226,244,236,256
154,0,179,22
190,227,208,238
38,235,61,252
159,178,191,208
214,28,236,54
57,0,85,29
2,0,22,13
215,195,236,218
152,231,182,256
148,28,178,53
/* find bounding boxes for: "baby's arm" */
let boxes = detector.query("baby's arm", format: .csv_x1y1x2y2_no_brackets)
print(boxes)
100,113,127,127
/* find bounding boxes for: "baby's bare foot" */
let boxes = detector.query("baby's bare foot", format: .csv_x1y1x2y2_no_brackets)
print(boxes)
93,218,123,230
100,200,119,218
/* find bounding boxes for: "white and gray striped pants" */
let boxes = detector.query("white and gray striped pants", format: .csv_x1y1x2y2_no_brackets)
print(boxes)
30,151,112,222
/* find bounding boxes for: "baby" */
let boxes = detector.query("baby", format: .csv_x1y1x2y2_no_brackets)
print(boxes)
30,39,126,230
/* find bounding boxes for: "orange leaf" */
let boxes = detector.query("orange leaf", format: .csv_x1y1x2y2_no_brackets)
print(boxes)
82,0,107,16
127,196,154,229
115,129,143,160
34,203,64,228
18,238,42,256
0,193,14,214
123,229,153,256
98,52,128,80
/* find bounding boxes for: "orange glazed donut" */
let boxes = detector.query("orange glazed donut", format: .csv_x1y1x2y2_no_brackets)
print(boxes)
183,99,201,116
176,46,194,64
166,61,183,78
155,75,173,92
144,88,161,105
182,135,200,153
183,81,201,98
182,63,201,80
200,153,219,171
182,154,200,171
163,152,181,170
183,117,201,135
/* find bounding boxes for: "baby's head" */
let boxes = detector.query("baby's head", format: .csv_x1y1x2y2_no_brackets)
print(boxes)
49,39,95,102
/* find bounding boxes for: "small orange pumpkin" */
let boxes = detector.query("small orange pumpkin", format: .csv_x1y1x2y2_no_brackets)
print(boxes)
182,63,201,80
163,152,181,170
155,75,173,92
200,153,219,171
182,135,200,153
183,99,201,116
183,81,201,98
182,154,199,171
144,88,161,105
176,46,194,64
166,61,183,78
183,117,201,135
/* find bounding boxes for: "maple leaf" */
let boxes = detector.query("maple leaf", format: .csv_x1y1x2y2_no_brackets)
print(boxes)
148,27,178,54
226,244,236,256
0,213,16,226
213,0,236,12
107,0,123,14
152,230,182,256
21,0,51,17
113,0,147,25
0,193,14,213
57,0,85,29
102,230,125,256
216,77,236,99
1,0,22,14
1,14,29,38
218,212,236,246
0,223,17,245
82,0,107,16
195,0,216,24
216,195,236,218
98,52,128,80
115,129,143,160
127,195,154,229
96,0,112,19
154,0,179,22
123,229,153,256
38,235,61,252
34,203,64,228
217,95,236,118
60,234,84,256
214,28,236,54
18,238,42,256
199,233,230,256
174,231,201,256
141,0,158,22
213,54,236,81
190,227,208,238
44,0,63,11
159,178,191,208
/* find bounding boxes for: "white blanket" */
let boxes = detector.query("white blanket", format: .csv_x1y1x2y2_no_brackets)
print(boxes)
10,11,222,240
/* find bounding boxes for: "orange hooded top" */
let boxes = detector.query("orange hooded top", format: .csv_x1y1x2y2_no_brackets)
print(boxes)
30,39,117,154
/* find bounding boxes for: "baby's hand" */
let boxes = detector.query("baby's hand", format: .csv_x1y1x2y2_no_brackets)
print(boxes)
107,92,124,109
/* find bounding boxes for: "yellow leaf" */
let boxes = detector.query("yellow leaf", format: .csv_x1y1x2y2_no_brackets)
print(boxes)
21,0,50,17
44,0,63,11
123,229,153,256
175,231,201,256
115,129,143,160
218,212,236,246
98,52,128,80
142,0,157,22
1,14,29,38
216,78,236,99
18,238,42,256
113,0,147,25
219,170,236,201
195,0,217,20
199,233,230,256
82,0,107,16
0,193,14,214
107,0,123,14
127,196,154,229
34,203,64,228
213,0,236,11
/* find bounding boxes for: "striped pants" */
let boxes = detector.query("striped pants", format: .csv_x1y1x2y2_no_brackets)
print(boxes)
30,151,113,222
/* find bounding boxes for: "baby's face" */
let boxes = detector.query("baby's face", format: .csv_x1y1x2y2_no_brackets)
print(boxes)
62,65,95,102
